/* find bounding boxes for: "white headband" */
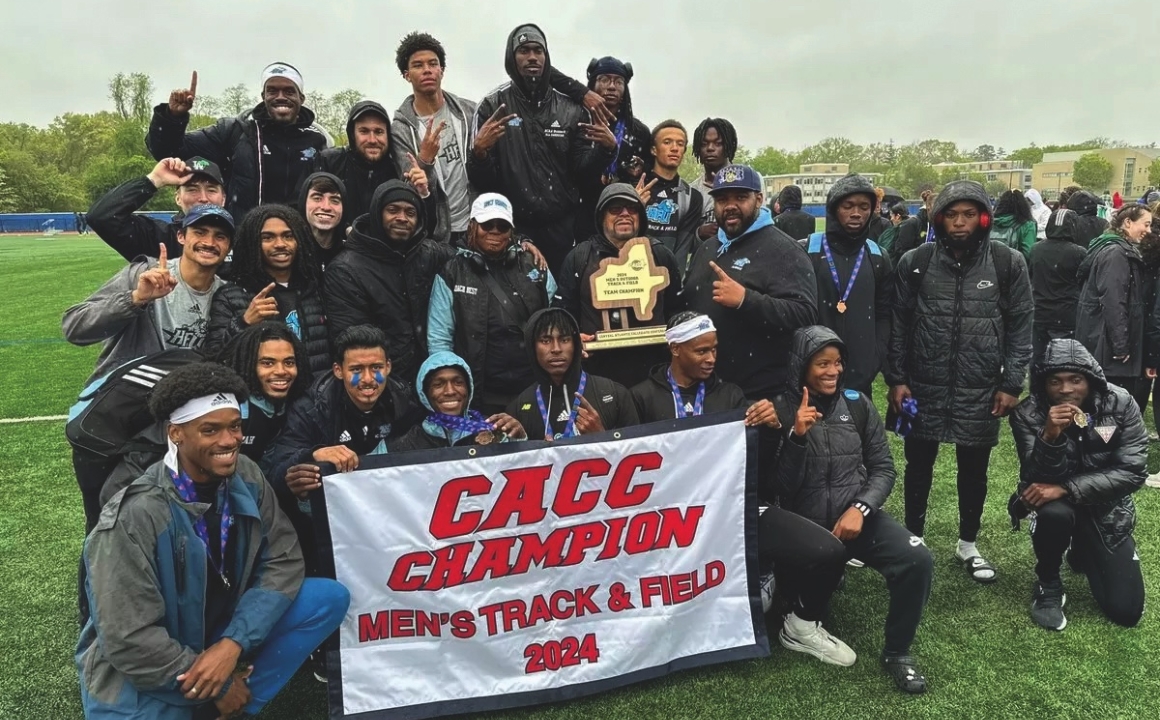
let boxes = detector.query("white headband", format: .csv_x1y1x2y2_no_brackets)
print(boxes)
262,62,304,94
170,393,240,425
665,315,717,345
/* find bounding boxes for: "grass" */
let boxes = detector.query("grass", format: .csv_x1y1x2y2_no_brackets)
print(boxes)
2,234,1159,719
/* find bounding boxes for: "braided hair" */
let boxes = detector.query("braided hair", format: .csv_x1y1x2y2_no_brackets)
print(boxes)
229,204,321,292
994,189,1034,225
691,118,737,164
214,321,311,403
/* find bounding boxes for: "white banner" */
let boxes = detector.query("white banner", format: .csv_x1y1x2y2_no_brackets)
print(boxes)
318,414,767,719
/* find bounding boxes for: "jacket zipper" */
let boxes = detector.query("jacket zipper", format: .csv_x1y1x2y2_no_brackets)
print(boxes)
822,418,833,525
948,259,964,395
176,536,186,595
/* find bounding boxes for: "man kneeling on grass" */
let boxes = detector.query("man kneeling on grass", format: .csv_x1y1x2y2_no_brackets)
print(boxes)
1009,339,1146,631
78,362,349,720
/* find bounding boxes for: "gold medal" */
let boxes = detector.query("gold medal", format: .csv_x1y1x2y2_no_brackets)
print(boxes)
1073,412,1088,428
836,301,847,314
475,430,495,445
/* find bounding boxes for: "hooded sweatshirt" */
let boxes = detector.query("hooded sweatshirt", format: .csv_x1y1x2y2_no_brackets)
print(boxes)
771,185,815,241
1075,231,1152,378
389,351,509,452
467,24,615,227
802,174,893,394
1063,191,1110,249
1025,189,1050,240
507,308,639,440
323,180,455,382
1009,339,1145,550
314,101,401,226
771,326,895,529
296,170,349,268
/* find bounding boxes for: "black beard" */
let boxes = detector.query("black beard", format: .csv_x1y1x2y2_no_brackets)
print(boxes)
944,234,979,252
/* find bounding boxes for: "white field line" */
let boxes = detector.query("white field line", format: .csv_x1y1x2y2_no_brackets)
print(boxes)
0,415,67,424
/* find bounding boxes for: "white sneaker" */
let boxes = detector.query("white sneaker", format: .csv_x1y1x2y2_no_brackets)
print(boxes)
759,571,776,613
1145,473,1160,488
779,613,857,666
847,558,865,568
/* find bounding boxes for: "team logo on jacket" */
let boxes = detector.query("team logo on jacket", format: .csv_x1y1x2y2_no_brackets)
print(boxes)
731,257,751,271
376,424,391,440
839,414,851,422
647,199,676,225
527,269,542,282
977,280,994,289
1096,425,1116,443
300,148,316,161
453,284,479,296
285,310,302,339
508,117,523,127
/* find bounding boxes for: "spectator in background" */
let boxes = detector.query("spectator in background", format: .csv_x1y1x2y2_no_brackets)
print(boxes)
772,185,816,241
147,64,330,217
1062,190,1110,249
867,187,892,240
87,156,225,262
991,189,1037,259
1029,206,1086,363
690,118,738,242
1113,191,1124,208
297,172,347,269
914,188,937,245
1025,188,1051,240
639,120,703,276
879,203,912,259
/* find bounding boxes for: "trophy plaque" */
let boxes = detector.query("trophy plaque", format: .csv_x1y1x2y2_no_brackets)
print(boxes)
585,237,671,351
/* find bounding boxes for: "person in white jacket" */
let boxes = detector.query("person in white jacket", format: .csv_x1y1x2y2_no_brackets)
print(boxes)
1026,188,1051,240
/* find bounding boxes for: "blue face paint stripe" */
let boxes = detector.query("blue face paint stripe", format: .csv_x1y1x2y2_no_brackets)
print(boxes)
350,372,361,388
373,370,385,384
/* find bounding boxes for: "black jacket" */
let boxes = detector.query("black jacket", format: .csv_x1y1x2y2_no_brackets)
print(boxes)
85,176,183,262
575,116,650,239
630,364,748,424
508,308,639,440
1062,191,1111,249
467,24,615,226
801,175,893,394
887,217,922,265
323,181,455,383
867,214,892,242
1075,234,1152,379
146,102,329,218
1029,235,1086,330
772,326,895,529
888,182,1034,446
204,281,330,375
683,209,818,399
1009,339,1145,550
771,186,815,241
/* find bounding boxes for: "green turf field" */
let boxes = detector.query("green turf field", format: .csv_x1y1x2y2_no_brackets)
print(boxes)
2,234,1158,719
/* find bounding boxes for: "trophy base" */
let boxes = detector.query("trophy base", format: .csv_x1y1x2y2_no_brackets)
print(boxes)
585,326,668,350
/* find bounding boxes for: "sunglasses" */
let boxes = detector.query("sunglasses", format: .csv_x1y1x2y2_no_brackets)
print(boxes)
479,219,512,233
606,204,637,216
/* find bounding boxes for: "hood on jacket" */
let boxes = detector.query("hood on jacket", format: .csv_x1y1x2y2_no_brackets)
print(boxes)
786,325,847,399
505,23,553,102
416,350,475,415
594,182,647,240
346,180,427,260
777,185,803,211
824,174,877,243
1031,338,1108,400
992,214,1021,229
344,100,393,166
1026,189,1047,212
523,307,583,388
586,55,634,125
296,171,347,218
931,180,993,247
1067,190,1102,217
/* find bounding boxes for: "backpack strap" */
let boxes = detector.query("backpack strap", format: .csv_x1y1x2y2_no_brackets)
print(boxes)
678,180,692,221
807,231,825,253
906,241,938,292
865,239,883,257
989,239,1014,312
842,389,869,436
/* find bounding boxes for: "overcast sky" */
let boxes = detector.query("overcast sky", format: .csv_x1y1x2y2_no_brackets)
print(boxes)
3,0,1153,152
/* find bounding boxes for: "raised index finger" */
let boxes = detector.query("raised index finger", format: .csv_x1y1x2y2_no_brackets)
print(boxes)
190,71,198,96
158,243,168,267
708,261,728,278
801,387,810,407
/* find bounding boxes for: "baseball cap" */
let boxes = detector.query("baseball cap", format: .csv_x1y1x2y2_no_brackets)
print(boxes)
710,164,763,195
185,157,224,186
471,193,514,226
181,204,235,232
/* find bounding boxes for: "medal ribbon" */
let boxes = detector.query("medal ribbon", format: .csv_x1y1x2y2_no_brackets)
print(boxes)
893,397,919,438
535,372,588,440
821,237,865,308
667,368,705,418
169,467,232,589
425,410,494,434
604,120,627,179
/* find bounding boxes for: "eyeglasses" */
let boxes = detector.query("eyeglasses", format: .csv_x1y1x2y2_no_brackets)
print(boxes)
606,204,636,216
479,220,512,233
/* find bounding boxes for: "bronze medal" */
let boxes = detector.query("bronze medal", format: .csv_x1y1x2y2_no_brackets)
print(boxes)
836,301,847,314
475,430,495,446
1073,412,1088,428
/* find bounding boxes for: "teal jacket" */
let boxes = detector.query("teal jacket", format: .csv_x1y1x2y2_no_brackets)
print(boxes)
990,215,1036,260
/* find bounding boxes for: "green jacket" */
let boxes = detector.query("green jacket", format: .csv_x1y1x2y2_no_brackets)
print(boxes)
990,215,1036,260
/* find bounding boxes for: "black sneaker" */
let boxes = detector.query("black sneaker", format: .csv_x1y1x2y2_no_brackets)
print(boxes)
310,649,328,683
1030,581,1067,631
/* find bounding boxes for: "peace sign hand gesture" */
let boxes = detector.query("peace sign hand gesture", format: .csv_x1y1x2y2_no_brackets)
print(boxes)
418,117,447,165
634,175,658,206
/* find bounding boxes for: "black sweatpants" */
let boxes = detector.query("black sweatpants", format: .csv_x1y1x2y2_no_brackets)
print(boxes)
903,438,992,542
1031,499,1144,627
522,213,578,278
757,506,846,620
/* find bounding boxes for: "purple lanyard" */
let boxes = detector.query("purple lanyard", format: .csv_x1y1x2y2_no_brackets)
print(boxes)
821,237,866,309
604,120,627,177
535,372,588,440
169,467,232,589
667,368,705,418
426,410,494,434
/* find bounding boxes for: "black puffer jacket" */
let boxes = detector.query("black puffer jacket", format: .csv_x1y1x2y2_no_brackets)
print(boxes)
888,180,1034,446
772,326,895,529
1009,339,1145,550
147,102,329,218
1075,233,1152,379
630,364,748,423
772,185,816,241
323,181,455,383
467,24,615,226
204,281,330,375
86,176,183,262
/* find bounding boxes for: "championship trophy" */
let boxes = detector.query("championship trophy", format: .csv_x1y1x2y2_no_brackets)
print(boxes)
584,237,671,351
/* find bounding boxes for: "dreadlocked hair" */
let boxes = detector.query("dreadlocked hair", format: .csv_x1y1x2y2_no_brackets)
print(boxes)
692,118,737,164
528,309,578,341
215,321,311,403
229,204,320,292
994,189,1034,225
148,363,249,423
396,32,446,75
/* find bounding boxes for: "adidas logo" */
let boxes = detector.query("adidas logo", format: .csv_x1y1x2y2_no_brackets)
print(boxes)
551,120,561,128
210,393,232,407
339,430,352,442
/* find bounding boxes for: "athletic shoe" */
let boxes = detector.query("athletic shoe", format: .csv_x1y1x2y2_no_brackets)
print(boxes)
1145,472,1160,488
310,649,328,683
846,558,865,568
1030,581,1067,631
778,613,857,666
881,653,927,694
759,571,776,614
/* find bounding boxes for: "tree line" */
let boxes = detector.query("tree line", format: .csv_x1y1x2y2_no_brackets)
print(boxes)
1,72,1158,214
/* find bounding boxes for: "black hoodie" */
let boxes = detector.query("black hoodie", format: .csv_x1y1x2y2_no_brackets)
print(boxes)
1045,191,1109,249
507,308,639,440
801,174,893,394
314,100,401,226
1009,339,1145,550
772,326,895,529
296,170,348,268
323,180,455,382
771,185,815,241
630,363,748,424
467,24,616,227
